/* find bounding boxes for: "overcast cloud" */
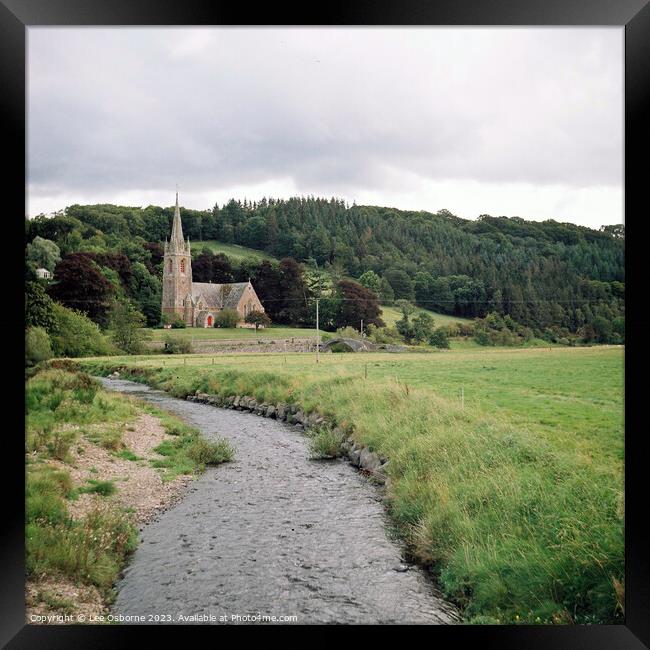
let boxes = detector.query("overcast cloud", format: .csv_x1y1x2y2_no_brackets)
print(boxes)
27,27,623,227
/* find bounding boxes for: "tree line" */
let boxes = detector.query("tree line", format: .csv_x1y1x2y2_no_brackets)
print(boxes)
25,196,624,344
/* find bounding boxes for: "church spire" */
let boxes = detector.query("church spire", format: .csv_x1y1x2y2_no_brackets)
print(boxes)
170,191,185,249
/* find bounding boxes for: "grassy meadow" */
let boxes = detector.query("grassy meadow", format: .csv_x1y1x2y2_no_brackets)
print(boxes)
197,240,277,261
379,304,473,328
145,305,469,342
77,345,624,624
147,325,318,341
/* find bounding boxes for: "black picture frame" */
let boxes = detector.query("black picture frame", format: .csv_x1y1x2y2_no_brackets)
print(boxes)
4,0,647,646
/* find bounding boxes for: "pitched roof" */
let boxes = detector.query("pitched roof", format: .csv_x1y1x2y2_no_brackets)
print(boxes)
191,282,225,308
222,282,250,310
190,281,253,310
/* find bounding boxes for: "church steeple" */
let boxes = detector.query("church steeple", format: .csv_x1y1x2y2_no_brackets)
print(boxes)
170,191,185,249
162,190,193,326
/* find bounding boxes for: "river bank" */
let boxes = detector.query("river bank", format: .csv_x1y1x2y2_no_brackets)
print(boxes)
25,368,232,624
100,377,458,624
76,350,624,625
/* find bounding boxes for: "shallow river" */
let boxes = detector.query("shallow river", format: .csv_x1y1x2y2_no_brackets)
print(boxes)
101,377,458,625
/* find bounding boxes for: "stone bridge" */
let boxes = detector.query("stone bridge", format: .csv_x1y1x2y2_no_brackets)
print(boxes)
318,338,407,353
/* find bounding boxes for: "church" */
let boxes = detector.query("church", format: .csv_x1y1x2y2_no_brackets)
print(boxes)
161,193,266,328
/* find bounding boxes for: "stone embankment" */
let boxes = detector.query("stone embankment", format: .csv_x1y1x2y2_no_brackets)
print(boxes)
186,390,389,485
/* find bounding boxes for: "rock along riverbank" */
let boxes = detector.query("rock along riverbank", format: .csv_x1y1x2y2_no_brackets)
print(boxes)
101,377,459,625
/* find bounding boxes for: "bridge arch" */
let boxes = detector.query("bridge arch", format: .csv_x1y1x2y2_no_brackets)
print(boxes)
320,338,369,353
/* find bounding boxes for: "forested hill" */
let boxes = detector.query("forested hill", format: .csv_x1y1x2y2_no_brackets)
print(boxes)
26,197,624,333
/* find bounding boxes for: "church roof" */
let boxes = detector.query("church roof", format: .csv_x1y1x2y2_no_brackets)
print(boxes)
222,282,250,310
191,282,225,308
190,281,252,310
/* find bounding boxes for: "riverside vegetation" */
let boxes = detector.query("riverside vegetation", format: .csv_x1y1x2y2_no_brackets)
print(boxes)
77,345,624,625
25,366,234,620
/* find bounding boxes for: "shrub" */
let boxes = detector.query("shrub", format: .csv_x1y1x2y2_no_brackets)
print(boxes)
457,323,474,337
162,335,193,354
26,327,53,366
335,326,363,340
412,312,435,342
162,313,186,328
440,323,460,338
46,429,77,461
245,310,271,331
26,281,57,330
49,303,113,357
367,324,404,344
109,301,149,355
428,328,450,349
214,309,239,328
396,309,434,344
185,437,235,467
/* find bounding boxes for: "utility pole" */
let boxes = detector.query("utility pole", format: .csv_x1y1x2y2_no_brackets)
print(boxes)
361,319,364,337
316,298,320,364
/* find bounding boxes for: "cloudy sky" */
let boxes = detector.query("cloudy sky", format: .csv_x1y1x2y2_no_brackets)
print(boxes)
27,27,623,227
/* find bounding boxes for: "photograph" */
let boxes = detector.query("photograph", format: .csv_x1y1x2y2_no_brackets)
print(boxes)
8,3,643,641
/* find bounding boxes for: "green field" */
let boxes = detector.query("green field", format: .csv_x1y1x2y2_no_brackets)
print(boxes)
145,304,469,343
146,325,317,341
78,346,624,624
380,305,473,328
195,240,277,261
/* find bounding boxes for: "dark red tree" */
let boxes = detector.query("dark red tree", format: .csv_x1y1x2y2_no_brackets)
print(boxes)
84,252,133,288
334,279,384,330
212,253,234,283
192,251,215,282
47,254,115,326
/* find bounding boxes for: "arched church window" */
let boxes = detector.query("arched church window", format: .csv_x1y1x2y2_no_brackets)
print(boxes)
168,259,172,273
180,259,186,273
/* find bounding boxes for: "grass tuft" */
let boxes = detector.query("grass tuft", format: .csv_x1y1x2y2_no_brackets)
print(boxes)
308,427,345,459
79,479,117,497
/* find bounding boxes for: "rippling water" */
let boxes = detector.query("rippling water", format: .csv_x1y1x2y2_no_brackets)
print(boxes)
101,377,458,625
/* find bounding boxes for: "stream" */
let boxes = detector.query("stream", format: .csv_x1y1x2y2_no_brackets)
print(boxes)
100,377,458,625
